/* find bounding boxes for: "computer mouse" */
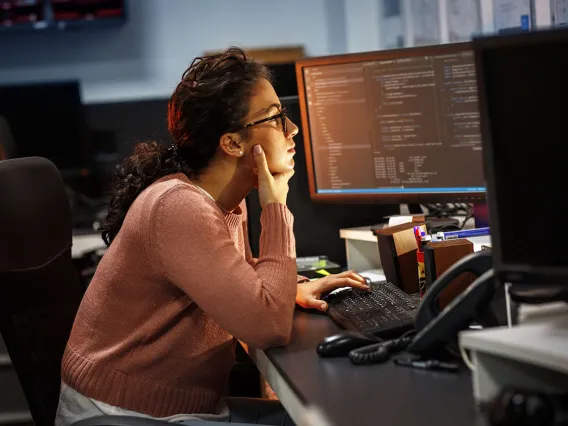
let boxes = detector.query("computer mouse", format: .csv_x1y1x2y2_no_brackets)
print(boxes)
316,331,378,358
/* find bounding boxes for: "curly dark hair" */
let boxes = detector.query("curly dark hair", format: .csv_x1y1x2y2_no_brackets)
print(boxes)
100,47,272,246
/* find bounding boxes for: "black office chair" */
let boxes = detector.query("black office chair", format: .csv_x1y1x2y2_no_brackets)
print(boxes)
0,157,85,425
0,158,237,426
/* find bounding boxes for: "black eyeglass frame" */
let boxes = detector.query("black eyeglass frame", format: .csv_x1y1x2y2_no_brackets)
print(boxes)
241,107,288,134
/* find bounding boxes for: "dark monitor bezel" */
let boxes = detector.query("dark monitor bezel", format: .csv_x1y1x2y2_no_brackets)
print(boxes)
295,42,487,204
473,27,568,286
0,80,91,173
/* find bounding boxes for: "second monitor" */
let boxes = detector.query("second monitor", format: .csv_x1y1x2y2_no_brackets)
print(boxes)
296,42,486,204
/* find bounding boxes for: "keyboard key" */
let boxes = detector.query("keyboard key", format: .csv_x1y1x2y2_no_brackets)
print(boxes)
325,281,418,338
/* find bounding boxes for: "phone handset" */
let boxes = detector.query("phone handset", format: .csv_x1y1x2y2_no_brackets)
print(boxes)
414,250,494,332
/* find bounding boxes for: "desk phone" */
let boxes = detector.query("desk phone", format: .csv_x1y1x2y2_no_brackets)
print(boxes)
319,251,508,361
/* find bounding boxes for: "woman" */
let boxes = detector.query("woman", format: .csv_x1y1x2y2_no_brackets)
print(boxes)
56,47,370,425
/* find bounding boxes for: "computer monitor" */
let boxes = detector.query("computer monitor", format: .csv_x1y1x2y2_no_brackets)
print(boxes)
474,27,568,291
0,81,91,173
295,42,486,204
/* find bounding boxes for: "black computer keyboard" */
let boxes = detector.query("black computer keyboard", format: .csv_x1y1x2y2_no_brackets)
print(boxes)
323,280,419,338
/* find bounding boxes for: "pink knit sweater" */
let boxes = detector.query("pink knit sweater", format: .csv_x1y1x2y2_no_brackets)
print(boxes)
61,173,298,417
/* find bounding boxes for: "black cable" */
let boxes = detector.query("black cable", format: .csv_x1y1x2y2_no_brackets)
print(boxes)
348,331,416,365
460,204,474,229
347,342,390,365
431,223,461,232
424,203,469,219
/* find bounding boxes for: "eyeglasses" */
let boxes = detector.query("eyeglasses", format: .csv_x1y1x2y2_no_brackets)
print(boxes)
241,107,288,134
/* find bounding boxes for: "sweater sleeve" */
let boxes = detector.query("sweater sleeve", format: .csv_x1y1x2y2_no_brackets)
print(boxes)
153,186,297,349
241,202,308,283
241,202,259,269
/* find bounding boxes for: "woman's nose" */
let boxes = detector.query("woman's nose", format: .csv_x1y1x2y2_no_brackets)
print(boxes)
286,118,299,138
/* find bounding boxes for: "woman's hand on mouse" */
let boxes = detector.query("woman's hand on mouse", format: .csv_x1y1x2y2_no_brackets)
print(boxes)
253,144,294,208
296,271,370,312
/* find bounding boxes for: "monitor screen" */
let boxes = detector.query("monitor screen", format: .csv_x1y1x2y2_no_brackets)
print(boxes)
50,0,125,21
0,0,44,27
0,81,90,171
295,43,486,203
475,28,568,284
0,0,125,30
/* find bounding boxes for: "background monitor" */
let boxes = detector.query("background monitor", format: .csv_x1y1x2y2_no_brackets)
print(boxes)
50,0,125,22
295,42,486,204
0,0,44,26
474,27,568,288
0,81,91,173
0,0,126,30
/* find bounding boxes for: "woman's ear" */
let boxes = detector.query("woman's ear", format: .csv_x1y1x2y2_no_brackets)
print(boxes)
219,132,244,158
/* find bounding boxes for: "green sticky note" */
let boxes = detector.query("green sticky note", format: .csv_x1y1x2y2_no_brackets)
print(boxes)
316,269,330,276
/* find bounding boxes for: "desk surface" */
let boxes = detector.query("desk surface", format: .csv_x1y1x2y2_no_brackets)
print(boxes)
264,311,488,426
72,232,106,259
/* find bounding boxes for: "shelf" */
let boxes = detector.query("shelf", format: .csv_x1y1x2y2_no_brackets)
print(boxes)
339,227,377,243
53,16,125,30
0,21,48,33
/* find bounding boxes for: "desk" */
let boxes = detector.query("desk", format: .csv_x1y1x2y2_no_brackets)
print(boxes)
72,226,488,425
249,311,488,426
72,233,106,259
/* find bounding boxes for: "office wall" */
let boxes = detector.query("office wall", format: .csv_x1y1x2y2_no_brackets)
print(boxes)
3,0,554,105
345,0,381,52
0,0,345,104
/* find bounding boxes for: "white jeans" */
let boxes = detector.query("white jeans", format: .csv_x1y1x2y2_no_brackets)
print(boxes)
55,382,295,425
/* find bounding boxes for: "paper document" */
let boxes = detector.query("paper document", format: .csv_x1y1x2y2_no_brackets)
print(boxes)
551,0,568,26
410,0,440,45
447,0,482,41
493,0,533,32
388,215,414,227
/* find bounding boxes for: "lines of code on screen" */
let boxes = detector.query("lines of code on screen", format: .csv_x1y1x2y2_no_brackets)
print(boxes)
304,51,484,194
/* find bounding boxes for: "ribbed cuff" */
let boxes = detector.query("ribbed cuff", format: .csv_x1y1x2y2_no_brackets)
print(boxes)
259,203,295,258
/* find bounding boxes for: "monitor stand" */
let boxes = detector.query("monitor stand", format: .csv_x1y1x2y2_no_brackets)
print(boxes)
397,204,461,232
399,204,424,215
407,204,424,215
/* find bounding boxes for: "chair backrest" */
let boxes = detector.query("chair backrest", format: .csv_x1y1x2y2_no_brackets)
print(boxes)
0,157,84,426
